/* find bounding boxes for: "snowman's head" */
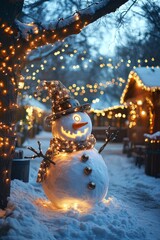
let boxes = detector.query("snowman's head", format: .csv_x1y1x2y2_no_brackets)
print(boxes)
52,112,92,141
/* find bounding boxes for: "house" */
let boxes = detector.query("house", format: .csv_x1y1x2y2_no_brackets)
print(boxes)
120,67,160,144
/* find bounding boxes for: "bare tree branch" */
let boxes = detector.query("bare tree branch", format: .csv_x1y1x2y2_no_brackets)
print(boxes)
117,0,138,27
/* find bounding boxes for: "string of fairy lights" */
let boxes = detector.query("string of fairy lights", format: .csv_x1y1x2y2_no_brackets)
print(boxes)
24,56,156,73
20,44,159,106
0,22,20,185
24,46,157,76
24,43,157,72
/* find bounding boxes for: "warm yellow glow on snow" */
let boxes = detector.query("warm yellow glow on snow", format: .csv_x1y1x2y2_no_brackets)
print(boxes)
35,198,92,213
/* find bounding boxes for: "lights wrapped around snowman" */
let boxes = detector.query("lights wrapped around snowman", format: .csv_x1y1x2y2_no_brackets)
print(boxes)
27,81,117,211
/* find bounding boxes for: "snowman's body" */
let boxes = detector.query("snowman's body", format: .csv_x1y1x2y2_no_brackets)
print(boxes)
37,82,109,211
43,148,109,210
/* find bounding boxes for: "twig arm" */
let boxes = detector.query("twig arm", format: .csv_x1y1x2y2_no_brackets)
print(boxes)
24,141,55,165
98,127,119,154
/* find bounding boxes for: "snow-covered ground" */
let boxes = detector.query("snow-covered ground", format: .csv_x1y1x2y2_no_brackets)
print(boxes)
0,131,160,240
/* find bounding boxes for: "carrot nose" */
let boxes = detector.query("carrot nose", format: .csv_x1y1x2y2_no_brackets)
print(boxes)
72,122,88,130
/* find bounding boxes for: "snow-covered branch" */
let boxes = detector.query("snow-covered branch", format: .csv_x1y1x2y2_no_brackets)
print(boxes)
26,43,62,62
15,19,39,40
21,0,129,49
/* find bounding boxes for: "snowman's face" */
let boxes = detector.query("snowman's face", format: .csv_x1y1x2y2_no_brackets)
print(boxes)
52,112,92,141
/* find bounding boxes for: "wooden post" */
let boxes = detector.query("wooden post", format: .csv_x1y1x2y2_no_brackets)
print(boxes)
145,141,160,177
152,91,160,133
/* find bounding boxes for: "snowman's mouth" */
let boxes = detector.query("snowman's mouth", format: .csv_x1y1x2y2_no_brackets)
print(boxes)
61,126,89,139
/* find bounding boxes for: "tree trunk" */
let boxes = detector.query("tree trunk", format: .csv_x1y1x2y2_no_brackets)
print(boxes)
0,72,17,209
0,12,19,209
0,0,22,208
0,157,12,209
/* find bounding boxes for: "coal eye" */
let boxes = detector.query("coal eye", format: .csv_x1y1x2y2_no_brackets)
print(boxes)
73,114,81,122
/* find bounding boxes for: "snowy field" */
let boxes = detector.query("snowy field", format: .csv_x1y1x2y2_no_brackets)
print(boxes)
0,131,160,240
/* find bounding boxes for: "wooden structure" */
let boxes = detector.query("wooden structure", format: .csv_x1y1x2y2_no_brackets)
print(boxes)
145,138,160,177
120,67,160,145
90,105,128,142
90,105,128,128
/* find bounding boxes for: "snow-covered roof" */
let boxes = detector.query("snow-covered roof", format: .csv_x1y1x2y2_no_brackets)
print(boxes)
91,96,119,111
134,67,160,88
21,97,49,111
120,67,160,103
144,131,160,140
91,100,119,111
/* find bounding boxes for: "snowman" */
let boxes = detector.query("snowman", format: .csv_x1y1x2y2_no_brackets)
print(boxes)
36,81,109,211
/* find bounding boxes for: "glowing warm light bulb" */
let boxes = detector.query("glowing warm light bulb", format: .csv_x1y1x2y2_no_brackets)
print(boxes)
137,100,143,106
141,110,146,116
